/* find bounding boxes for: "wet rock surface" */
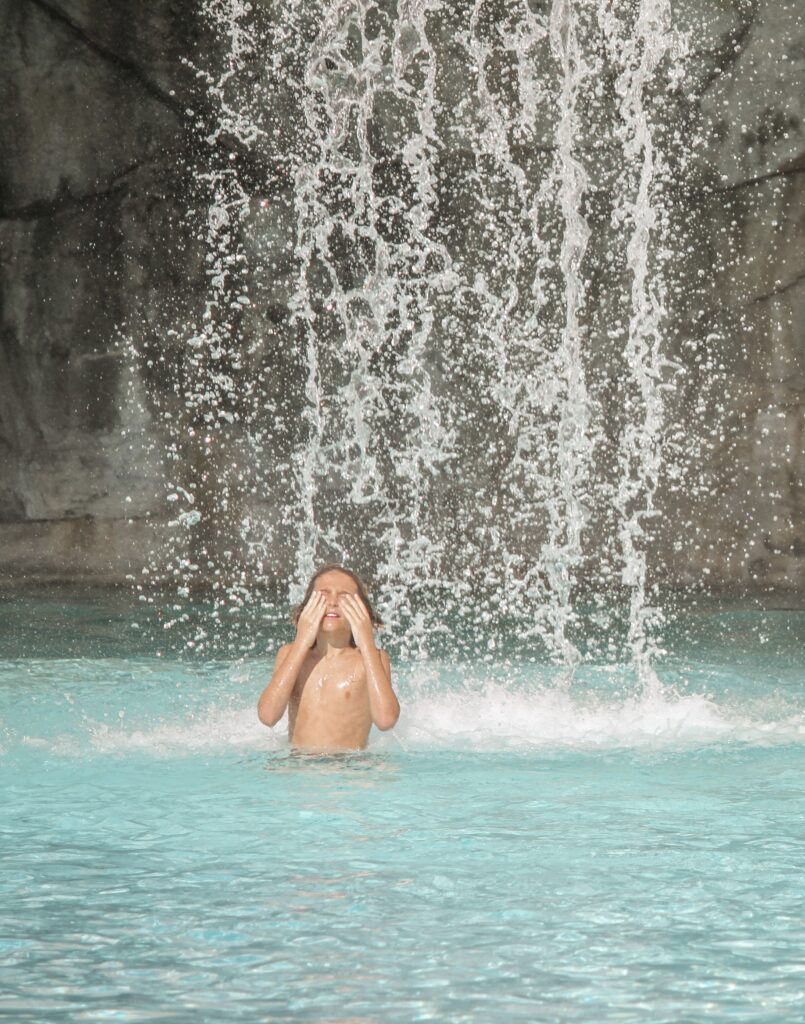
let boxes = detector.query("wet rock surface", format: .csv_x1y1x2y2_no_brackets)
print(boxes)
0,0,204,575
0,0,802,592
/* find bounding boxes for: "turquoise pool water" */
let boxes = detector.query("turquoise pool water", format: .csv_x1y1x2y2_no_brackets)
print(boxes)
1,591,803,1022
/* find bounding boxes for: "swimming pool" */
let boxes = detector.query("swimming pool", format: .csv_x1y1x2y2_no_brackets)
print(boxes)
2,590,803,1022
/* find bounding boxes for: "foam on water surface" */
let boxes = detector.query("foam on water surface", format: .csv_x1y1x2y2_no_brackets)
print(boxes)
5,655,803,760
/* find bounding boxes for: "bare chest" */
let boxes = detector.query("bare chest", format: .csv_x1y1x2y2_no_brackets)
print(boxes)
292,653,367,715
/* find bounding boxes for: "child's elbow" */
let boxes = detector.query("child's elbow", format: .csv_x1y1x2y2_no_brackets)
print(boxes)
375,705,400,731
257,702,281,727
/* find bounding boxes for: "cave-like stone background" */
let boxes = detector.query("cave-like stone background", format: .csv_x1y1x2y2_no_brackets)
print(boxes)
0,0,803,594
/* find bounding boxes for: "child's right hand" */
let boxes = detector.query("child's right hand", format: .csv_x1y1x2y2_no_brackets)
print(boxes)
295,590,326,648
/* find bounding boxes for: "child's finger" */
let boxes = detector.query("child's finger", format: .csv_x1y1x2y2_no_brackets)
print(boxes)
343,595,368,622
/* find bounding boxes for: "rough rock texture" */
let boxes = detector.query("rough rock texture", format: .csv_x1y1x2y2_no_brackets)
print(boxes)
0,0,207,578
0,0,803,592
658,0,805,589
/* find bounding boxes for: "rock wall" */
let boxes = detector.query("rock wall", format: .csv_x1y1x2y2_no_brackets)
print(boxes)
0,0,206,579
660,0,805,590
0,0,803,593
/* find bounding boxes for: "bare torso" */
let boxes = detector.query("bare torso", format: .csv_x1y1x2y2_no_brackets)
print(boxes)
288,646,372,751
257,570,398,750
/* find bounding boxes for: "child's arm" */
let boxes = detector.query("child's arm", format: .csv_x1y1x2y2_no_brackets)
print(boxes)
340,594,400,731
257,591,325,726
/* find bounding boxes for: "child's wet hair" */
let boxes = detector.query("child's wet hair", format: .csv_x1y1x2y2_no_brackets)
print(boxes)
290,563,384,631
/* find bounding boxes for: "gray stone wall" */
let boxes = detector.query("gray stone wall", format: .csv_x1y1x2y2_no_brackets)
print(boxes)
0,0,803,592
659,0,805,590
0,0,204,579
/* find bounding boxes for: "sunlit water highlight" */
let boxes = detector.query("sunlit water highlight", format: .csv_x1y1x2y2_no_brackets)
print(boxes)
2,594,803,1022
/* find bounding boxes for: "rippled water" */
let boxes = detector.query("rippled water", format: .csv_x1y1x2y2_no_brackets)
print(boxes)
2,591,804,1022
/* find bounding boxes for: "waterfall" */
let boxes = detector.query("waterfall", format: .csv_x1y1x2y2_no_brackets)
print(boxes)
540,0,593,672
598,0,675,688
140,0,680,672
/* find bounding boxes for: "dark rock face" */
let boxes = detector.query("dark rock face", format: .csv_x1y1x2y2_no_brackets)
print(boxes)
0,0,803,592
660,0,805,590
0,0,204,577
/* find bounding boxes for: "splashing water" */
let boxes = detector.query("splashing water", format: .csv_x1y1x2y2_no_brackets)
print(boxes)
593,0,673,693
128,0,685,679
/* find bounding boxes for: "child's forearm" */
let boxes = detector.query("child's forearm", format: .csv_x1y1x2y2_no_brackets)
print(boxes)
257,642,308,726
361,645,399,731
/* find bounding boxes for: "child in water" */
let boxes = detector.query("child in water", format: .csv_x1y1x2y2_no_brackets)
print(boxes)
257,564,399,751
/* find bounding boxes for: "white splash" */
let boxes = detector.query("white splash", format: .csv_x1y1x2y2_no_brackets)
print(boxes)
24,679,805,759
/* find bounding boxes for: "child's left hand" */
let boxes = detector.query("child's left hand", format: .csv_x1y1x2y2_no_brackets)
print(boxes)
339,593,376,651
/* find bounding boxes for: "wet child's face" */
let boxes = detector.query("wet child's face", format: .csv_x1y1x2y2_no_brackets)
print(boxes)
315,571,360,631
